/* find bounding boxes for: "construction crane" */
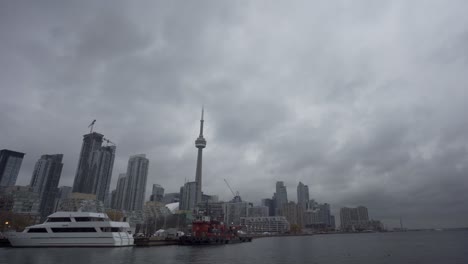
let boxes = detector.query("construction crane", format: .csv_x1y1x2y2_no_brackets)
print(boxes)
88,119,96,133
224,179,241,202
103,138,116,146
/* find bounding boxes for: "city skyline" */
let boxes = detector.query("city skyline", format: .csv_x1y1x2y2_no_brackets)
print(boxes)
2,1,468,229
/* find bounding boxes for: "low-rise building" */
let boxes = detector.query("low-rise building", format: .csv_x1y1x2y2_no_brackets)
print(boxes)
240,216,290,234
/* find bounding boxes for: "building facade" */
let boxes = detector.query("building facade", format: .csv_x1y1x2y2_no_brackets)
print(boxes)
90,145,116,202
123,154,149,211
150,184,164,202
248,206,269,217
111,173,127,209
240,216,290,234
297,182,309,209
179,181,197,211
0,149,25,187
57,192,104,213
275,181,288,215
73,132,104,193
30,154,63,219
261,198,276,216
340,206,370,231
223,201,249,227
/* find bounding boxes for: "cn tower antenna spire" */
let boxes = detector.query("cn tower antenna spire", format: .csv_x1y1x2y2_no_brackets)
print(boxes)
199,106,204,136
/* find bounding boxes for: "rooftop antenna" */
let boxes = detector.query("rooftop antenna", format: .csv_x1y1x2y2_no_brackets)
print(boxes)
88,119,96,133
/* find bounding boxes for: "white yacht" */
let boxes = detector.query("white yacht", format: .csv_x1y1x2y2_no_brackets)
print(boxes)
6,212,134,247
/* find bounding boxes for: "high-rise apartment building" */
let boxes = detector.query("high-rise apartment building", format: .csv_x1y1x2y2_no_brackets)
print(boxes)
340,206,370,231
111,173,127,209
150,184,164,202
73,132,104,193
0,149,25,187
275,181,288,215
297,182,309,209
261,198,276,216
72,132,116,202
179,181,197,211
30,154,63,219
123,155,149,211
248,205,269,217
90,145,116,202
282,201,298,225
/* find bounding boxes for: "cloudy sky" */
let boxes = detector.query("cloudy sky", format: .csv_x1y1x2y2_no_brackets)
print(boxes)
1,0,468,228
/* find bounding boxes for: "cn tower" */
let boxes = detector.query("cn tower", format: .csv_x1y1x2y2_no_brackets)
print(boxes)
194,107,206,204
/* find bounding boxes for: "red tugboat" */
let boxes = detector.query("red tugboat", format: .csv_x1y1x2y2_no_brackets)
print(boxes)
179,215,252,245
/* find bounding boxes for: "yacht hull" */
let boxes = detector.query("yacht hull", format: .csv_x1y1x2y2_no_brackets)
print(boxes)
7,232,134,247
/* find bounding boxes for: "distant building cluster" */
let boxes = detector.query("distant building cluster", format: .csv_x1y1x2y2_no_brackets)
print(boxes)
0,110,385,234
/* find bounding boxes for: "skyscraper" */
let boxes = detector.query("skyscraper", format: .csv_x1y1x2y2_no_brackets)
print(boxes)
194,108,207,205
0,149,25,187
340,206,370,231
30,154,63,219
72,132,104,193
179,181,197,211
275,181,288,215
150,184,164,202
297,182,309,210
90,145,116,202
112,173,127,209
72,132,116,202
123,154,149,211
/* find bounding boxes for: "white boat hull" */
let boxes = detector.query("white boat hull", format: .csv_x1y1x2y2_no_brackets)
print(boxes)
7,232,134,247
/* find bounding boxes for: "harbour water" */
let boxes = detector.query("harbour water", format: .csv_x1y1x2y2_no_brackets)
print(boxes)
1,230,467,264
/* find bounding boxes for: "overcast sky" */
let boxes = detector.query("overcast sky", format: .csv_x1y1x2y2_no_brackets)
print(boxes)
1,1,468,229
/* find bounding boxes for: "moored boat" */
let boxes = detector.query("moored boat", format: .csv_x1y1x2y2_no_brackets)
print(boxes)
6,212,134,247
178,215,252,245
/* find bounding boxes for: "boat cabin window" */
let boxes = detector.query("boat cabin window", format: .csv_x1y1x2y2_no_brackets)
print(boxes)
47,217,72,222
75,217,105,222
27,228,48,233
100,227,122,232
51,227,97,233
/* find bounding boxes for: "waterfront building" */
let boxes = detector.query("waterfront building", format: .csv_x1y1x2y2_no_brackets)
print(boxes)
179,181,197,211
162,193,180,204
57,192,104,213
54,186,72,212
248,206,269,217
282,201,298,225
123,155,149,211
330,215,336,229
240,216,290,234
0,186,40,214
223,201,249,226
304,202,334,231
57,186,72,200
112,173,127,209
202,194,218,203
0,149,25,187
149,184,164,202
340,206,370,231
197,201,224,221
275,181,288,215
261,198,275,216
194,108,207,205
30,154,63,219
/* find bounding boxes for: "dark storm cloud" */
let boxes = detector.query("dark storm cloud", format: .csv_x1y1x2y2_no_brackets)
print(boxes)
1,0,468,228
